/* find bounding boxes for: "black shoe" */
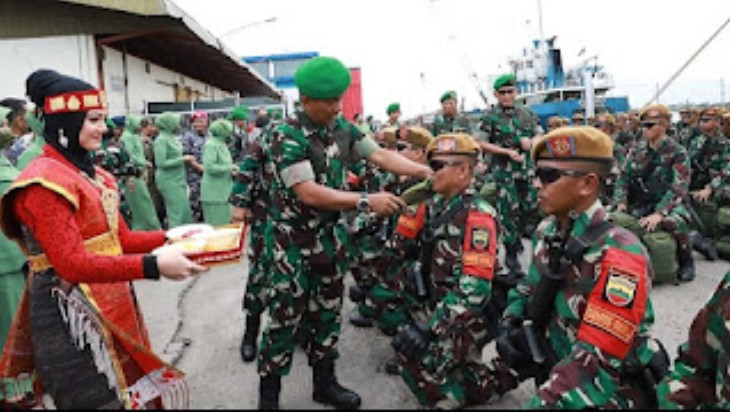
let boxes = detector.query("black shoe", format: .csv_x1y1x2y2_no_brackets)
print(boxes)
312,357,362,410
349,311,374,328
258,374,281,410
676,246,696,284
240,314,260,363
505,243,524,276
384,357,399,375
349,283,365,303
691,232,718,261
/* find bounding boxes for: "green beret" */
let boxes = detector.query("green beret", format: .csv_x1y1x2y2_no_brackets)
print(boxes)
386,103,400,115
105,118,116,130
440,91,457,103
295,56,351,99
210,118,234,139
493,74,517,90
228,105,248,121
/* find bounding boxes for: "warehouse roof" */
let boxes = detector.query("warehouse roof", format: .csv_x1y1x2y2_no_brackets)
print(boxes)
0,0,281,100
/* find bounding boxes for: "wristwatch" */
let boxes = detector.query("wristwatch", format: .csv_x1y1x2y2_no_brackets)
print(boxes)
357,192,370,212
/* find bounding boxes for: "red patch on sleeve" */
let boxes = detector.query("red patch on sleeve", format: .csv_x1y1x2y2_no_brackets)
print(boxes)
462,211,497,280
395,204,427,239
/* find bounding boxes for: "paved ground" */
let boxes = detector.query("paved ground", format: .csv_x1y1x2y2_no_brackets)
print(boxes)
134,238,729,410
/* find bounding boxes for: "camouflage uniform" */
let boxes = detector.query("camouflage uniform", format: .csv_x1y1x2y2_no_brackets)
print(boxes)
486,201,663,409
657,270,730,409
478,104,540,248
677,123,701,150
687,131,730,235
230,126,274,319
93,136,139,225
602,137,627,205
228,123,249,164
429,114,474,136
612,136,692,251
181,129,208,221
396,189,500,409
257,112,380,377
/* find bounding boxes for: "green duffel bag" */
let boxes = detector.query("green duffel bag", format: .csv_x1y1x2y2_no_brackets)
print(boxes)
717,235,730,260
717,206,730,233
611,211,645,238
694,200,718,237
479,182,498,206
642,231,678,285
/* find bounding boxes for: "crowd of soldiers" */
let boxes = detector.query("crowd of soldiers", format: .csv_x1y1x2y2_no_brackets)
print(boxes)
2,55,730,410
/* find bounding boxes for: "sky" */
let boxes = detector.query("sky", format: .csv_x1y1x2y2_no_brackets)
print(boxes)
172,0,730,120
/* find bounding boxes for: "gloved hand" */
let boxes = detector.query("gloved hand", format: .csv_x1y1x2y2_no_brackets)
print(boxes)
495,318,531,369
392,321,433,360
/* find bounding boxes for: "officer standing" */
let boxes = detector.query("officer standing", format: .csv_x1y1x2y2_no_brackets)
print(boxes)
613,104,695,282
477,74,542,276
256,56,432,410
657,270,730,409
391,133,500,409
490,126,667,409
429,91,473,135
384,103,401,128
227,105,249,163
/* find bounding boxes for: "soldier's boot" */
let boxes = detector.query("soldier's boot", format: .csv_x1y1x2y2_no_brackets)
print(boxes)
349,310,374,328
240,313,260,363
312,356,362,409
676,244,696,283
349,283,365,303
258,374,281,410
505,243,524,276
691,231,718,261
384,356,399,376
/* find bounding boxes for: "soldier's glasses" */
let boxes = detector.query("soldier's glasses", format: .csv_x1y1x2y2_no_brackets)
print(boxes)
429,159,464,172
700,117,717,122
535,167,588,185
497,89,516,95
641,121,658,129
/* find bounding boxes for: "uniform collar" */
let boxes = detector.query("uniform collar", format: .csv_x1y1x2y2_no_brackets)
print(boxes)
568,200,607,238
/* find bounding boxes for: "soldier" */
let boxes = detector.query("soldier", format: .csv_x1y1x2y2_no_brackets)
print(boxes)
677,108,701,149
657,270,730,409
477,74,542,276
227,105,249,163
230,111,276,364
491,126,667,409
385,103,401,128
391,133,500,409
546,116,563,132
687,107,729,260
257,56,432,410
613,104,695,282
593,113,626,203
429,91,473,135
94,117,139,225
571,111,585,125
182,111,209,221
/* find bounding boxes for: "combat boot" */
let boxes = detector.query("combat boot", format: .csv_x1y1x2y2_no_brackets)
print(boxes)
240,313,260,363
691,231,718,261
349,310,374,328
676,245,696,283
258,374,281,410
312,356,362,409
349,283,365,303
505,243,524,276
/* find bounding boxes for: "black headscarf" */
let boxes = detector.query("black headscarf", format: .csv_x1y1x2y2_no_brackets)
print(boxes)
26,69,98,176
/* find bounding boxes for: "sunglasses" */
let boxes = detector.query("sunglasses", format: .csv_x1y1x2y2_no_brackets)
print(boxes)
429,159,464,172
397,142,413,151
535,166,588,185
497,89,516,95
700,117,717,123
641,121,658,129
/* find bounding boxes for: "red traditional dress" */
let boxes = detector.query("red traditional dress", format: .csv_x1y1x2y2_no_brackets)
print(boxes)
0,145,187,409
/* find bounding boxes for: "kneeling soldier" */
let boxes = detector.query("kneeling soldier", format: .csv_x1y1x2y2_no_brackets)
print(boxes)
491,126,668,409
392,133,501,409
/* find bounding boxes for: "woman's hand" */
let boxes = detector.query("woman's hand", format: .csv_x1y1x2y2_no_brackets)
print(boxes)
156,251,208,280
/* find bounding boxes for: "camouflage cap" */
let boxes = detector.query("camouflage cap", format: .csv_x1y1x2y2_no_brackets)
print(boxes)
404,126,434,148
294,56,351,99
386,102,400,115
640,103,671,120
426,133,481,159
493,74,517,90
440,90,457,103
531,126,613,163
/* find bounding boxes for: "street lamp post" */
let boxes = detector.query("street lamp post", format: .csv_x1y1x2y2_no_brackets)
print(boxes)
219,17,277,40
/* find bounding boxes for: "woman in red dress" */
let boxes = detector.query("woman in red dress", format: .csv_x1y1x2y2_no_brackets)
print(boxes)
0,69,206,409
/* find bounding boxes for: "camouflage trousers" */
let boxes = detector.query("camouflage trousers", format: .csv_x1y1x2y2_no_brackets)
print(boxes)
493,170,538,246
398,315,497,409
257,225,345,377
630,204,691,248
242,219,269,317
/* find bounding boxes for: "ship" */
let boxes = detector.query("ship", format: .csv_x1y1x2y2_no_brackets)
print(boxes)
504,36,630,127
